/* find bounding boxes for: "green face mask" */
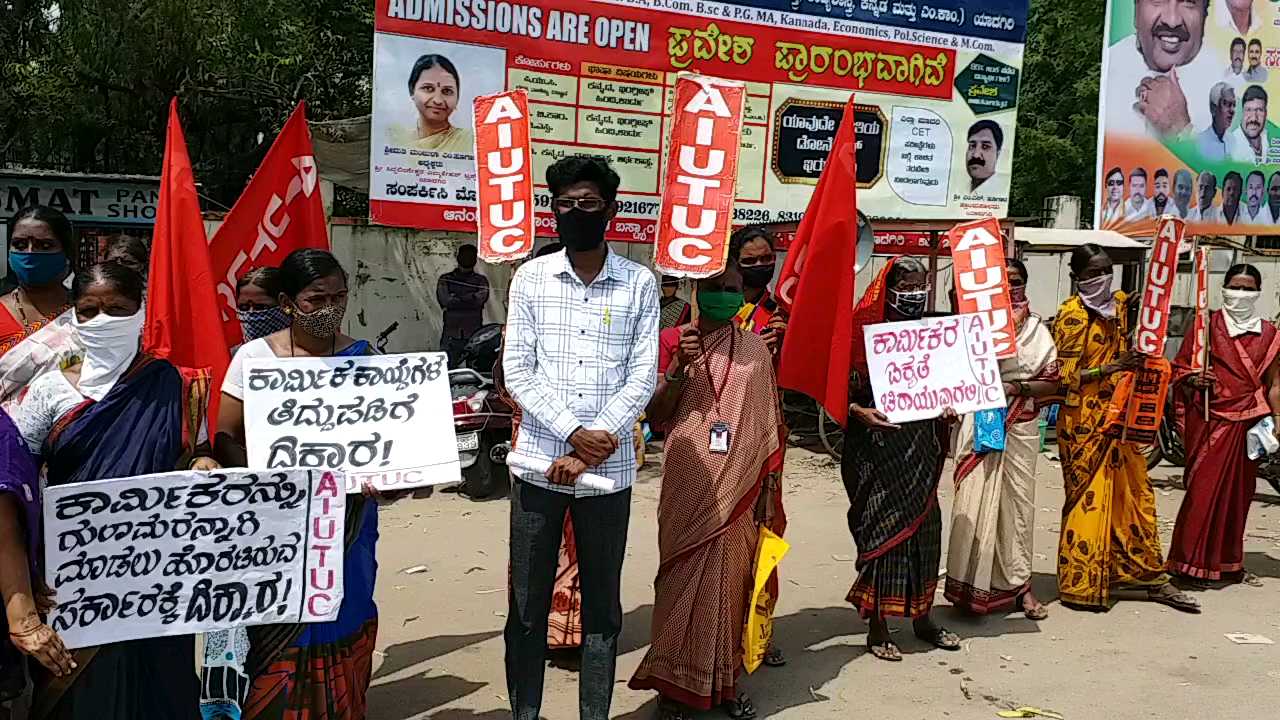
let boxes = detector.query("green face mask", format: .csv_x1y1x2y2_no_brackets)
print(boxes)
697,290,744,322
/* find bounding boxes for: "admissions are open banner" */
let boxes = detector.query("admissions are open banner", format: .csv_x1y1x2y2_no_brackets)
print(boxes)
371,0,1029,241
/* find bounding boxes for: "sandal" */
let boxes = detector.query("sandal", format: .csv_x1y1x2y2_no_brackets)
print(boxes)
722,693,757,720
1243,571,1264,588
866,637,902,662
1016,592,1049,621
915,625,962,651
763,645,787,667
1148,584,1202,614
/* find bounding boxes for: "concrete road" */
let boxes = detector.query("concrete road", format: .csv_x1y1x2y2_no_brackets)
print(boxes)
366,447,1280,720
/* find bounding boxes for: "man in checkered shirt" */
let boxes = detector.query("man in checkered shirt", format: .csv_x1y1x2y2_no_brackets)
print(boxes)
501,156,659,720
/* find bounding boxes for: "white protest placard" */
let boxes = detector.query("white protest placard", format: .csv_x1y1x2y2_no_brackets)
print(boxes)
44,469,345,650
243,352,459,491
863,313,1006,424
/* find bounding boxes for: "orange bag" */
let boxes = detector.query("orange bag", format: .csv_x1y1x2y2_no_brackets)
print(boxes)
1102,356,1171,445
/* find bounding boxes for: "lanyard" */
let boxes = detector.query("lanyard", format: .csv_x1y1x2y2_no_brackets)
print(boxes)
701,326,736,418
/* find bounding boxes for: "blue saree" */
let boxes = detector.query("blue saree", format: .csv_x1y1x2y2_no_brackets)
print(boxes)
243,340,380,720
34,355,208,720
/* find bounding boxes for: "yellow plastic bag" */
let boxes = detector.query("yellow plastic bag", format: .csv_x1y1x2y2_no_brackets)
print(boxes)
742,526,789,674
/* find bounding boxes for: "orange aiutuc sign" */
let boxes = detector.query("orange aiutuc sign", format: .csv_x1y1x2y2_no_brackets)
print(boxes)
653,74,745,278
1133,215,1184,357
473,89,534,263
949,218,1016,360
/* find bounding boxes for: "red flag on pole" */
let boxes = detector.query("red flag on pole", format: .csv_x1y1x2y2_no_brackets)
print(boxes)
209,102,329,346
144,99,231,434
776,98,858,427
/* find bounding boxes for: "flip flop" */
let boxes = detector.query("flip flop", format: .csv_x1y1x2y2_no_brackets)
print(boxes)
866,637,902,662
1149,585,1202,614
1243,571,1264,587
763,646,787,667
915,625,962,651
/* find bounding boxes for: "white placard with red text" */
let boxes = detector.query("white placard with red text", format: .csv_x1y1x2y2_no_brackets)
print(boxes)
653,74,745,278
864,313,1006,424
43,469,345,649
949,217,1017,360
1134,216,1183,358
474,90,535,263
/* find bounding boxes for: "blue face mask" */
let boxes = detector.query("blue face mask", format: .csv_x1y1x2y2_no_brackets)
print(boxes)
9,252,67,287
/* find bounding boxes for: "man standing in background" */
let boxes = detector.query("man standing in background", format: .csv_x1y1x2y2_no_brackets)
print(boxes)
437,243,489,367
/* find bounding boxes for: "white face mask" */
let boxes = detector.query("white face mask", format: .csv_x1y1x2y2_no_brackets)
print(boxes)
1221,288,1263,337
1076,274,1115,317
72,310,144,401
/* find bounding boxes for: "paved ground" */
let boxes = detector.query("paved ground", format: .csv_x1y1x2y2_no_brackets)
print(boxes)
365,445,1280,720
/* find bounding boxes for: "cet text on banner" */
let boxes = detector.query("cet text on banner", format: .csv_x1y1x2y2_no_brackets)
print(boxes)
949,218,1017,360
653,74,746,278
44,469,346,649
474,90,535,263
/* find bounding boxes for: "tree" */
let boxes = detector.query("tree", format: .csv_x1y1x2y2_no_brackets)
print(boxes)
0,0,374,207
1009,0,1105,225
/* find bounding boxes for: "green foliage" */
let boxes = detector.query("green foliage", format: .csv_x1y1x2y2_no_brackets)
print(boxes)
0,0,373,206
1009,0,1105,224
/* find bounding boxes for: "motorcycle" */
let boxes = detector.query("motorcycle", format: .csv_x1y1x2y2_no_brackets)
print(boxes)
450,324,513,499
1146,384,1280,495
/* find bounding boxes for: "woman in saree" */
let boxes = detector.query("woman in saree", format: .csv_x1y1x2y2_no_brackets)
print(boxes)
844,257,961,662
12,261,215,719
1,206,75,357
1051,243,1199,613
946,259,1059,619
216,249,381,720
1167,263,1280,585
629,260,782,720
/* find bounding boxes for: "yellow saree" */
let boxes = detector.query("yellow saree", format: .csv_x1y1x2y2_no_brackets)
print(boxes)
1051,293,1168,608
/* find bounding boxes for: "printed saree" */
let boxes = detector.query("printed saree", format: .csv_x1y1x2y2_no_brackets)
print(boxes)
33,355,208,720
946,315,1060,613
1051,294,1168,609
629,325,782,709
1167,312,1280,580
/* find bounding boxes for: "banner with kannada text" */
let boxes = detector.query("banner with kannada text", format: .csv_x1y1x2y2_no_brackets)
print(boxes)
242,352,459,491
44,469,345,649
371,0,1028,239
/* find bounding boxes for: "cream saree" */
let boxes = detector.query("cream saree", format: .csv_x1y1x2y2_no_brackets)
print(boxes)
945,315,1059,613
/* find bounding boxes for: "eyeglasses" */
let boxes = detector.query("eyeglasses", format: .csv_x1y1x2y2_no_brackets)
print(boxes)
552,196,608,213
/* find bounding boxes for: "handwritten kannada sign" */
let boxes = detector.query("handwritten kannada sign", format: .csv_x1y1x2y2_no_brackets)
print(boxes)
243,352,459,491
863,313,1006,424
43,469,345,650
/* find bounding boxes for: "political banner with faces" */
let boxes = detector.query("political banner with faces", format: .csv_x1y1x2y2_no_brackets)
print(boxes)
1098,0,1280,237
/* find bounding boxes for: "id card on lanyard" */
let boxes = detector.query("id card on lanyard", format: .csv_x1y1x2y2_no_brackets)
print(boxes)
704,328,736,454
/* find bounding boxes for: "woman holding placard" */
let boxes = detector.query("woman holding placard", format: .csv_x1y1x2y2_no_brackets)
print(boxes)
216,249,381,720
945,259,1060,620
1051,244,1199,613
11,261,215,719
842,257,962,662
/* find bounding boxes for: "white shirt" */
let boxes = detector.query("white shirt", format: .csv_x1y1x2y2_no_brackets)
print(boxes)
1103,34,1217,139
1125,196,1155,222
1197,125,1230,162
1245,205,1270,224
502,249,658,496
1228,126,1270,164
14,371,86,453
1216,2,1261,36
1187,205,1222,223
221,337,278,400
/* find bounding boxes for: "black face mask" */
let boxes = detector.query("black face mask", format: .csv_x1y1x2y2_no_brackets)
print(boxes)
556,208,608,251
741,264,775,289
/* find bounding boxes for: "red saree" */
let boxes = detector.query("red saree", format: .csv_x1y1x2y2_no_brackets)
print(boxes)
1167,311,1280,580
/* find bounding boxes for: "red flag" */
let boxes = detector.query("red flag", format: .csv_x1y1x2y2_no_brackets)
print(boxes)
776,98,858,427
144,99,231,434
210,102,328,346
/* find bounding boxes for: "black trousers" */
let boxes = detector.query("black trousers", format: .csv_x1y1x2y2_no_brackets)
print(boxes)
504,480,631,720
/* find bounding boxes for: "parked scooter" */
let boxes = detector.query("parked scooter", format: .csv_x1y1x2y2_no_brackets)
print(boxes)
450,324,512,499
